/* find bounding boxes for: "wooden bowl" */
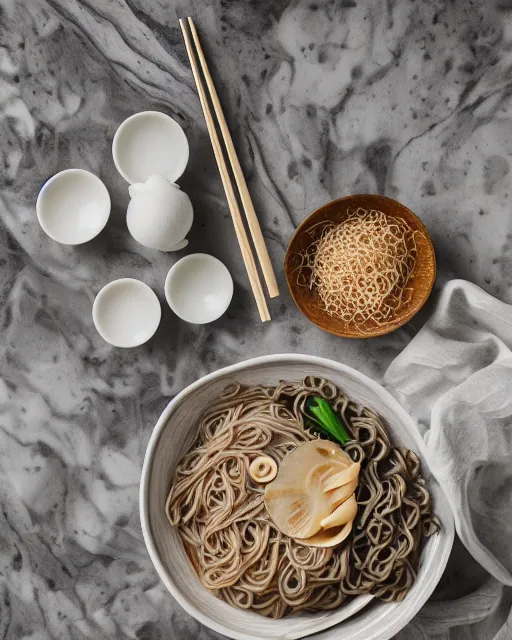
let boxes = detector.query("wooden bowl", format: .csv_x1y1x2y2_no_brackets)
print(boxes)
285,194,436,338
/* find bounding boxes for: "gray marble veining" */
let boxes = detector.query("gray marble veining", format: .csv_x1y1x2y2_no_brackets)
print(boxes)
1,0,512,638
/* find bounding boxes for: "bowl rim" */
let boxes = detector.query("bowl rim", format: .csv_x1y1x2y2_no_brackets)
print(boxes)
140,353,454,640
284,194,437,338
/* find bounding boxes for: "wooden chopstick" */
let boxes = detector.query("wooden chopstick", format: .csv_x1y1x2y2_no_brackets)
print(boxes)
187,17,279,300
179,19,271,322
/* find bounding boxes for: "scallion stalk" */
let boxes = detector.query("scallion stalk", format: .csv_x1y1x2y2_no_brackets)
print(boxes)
305,396,351,446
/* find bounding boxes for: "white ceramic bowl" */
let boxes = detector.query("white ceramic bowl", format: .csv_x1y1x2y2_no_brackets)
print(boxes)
93,278,161,348
140,354,454,640
36,169,111,245
112,111,189,184
164,253,234,324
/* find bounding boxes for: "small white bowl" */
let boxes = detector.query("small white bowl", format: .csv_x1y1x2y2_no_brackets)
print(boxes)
93,278,161,348
165,253,233,324
36,169,111,245
112,111,189,184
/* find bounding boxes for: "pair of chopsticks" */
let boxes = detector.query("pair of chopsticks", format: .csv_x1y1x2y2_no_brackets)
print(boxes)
179,17,278,322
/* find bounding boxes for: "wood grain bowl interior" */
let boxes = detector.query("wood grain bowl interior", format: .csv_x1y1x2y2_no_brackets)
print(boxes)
285,194,436,338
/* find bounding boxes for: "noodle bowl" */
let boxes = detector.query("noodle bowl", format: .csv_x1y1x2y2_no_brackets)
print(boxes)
166,376,440,619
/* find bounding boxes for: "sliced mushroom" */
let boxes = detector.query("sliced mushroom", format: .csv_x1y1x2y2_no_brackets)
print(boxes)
264,440,360,544
328,478,358,509
264,484,331,539
320,494,358,529
249,456,277,484
322,463,361,492
297,519,355,548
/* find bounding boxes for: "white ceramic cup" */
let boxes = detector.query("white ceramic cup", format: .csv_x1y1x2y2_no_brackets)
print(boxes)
36,169,111,245
112,111,189,185
164,253,234,324
92,278,161,348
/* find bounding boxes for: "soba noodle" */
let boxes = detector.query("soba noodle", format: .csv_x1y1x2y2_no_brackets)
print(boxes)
166,377,440,618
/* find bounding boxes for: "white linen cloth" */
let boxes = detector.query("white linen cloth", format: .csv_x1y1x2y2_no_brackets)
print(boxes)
383,280,512,639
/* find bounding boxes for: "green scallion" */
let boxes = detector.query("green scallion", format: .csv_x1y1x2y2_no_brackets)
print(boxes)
305,396,351,446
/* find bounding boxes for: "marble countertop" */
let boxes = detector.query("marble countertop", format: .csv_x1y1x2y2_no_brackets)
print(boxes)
1,0,510,637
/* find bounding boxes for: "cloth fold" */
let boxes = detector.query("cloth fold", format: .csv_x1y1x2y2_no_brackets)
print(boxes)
384,279,512,639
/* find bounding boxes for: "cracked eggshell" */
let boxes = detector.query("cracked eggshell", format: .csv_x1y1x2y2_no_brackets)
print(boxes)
127,174,193,252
